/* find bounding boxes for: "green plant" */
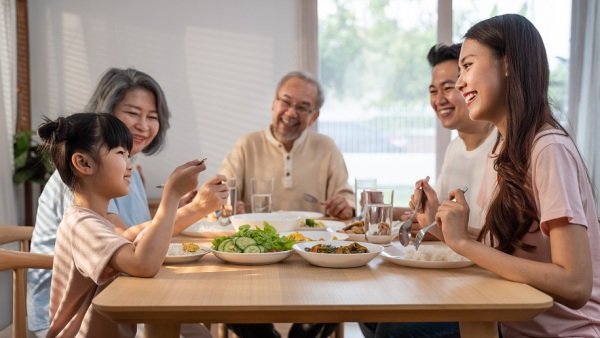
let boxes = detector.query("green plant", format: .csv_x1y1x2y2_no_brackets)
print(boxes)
13,130,53,185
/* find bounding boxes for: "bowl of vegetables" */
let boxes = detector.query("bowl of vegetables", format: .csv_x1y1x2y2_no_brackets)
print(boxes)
211,223,296,265
230,213,299,233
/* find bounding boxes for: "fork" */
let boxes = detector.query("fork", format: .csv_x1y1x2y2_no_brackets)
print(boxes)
413,186,468,250
303,193,323,204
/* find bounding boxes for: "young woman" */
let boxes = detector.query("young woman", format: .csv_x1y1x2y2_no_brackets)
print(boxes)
38,113,204,337
417,14,600,337
28,68,227,337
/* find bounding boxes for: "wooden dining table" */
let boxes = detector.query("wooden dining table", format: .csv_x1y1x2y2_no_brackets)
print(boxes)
92,239,552,338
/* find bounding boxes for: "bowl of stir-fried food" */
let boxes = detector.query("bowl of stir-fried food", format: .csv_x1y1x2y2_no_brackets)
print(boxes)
293,240,383,268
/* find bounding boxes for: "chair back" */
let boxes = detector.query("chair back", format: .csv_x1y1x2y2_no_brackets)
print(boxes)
0,225,53,338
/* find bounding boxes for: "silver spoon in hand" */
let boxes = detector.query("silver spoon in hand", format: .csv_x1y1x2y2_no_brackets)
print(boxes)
398,188,422,246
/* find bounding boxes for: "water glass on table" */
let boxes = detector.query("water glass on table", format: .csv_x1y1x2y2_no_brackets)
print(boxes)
355,178,377,220
251,177,274,213
225,178,237,216
362,188,395,245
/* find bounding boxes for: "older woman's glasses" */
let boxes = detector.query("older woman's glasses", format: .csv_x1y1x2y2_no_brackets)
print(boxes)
276,96,315,115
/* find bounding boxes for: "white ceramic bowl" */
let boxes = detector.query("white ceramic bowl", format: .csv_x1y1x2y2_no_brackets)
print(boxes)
229,213,300,233
293,240,383,268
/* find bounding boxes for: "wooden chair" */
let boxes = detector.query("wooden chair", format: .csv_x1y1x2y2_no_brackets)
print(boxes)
0,225,53,338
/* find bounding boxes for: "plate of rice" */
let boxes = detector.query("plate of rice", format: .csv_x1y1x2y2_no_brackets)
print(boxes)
164,242,211,264
381,244,473,269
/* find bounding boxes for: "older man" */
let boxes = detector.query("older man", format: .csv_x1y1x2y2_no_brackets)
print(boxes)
220,70,355,220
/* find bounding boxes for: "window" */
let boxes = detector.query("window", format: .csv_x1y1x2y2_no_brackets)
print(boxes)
318,0,571,205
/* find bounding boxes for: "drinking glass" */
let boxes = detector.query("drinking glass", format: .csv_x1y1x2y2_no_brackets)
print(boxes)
251,177,274,213
363,188,394,206
363,204,394,245
354,178,377,220
224,178,237,216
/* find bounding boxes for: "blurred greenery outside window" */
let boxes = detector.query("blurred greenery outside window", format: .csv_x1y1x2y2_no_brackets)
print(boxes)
317,0,571,206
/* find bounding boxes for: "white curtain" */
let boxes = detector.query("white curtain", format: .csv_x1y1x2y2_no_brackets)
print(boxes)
0,0,18,330
0,0,17,225
569,0,600,213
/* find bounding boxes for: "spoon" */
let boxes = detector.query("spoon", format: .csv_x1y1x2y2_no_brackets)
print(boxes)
398,187,422,247
214,208,231,227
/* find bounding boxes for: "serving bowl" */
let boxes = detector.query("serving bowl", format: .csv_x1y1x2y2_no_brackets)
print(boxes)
293,240,383,268
229,213,299,233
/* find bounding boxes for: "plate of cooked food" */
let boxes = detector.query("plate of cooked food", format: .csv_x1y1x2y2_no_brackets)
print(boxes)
281,230,349,242
293,240,383,268
164,242,211,264
381,244,473,269
331,220,400,242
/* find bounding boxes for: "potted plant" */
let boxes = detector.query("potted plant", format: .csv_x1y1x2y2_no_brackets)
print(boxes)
13,129,54,226
13,130,53,185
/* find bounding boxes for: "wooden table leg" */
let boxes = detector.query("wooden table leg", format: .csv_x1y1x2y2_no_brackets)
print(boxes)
143,323,181,338
459,322,499,338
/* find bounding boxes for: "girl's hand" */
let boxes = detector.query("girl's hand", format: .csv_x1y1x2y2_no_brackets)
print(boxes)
436,188,470,247
190,174,228,213
163,159,206,198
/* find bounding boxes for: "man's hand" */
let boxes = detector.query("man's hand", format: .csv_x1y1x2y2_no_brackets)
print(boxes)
323,194,354,220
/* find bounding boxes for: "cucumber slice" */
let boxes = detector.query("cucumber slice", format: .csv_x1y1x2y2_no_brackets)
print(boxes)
217,239,232,252
222,239,240,252
234,237,257,250
243,245,261,253
258,245,265,253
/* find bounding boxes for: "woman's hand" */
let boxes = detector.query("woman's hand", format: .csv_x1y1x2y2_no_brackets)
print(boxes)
436,188,470,247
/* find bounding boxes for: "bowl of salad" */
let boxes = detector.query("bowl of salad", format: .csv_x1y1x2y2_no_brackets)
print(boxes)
212,223,296,265
230,213,299,233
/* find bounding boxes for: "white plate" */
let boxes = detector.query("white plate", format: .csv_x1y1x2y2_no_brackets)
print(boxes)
296,219,345,231
293,240,383,268
212,250,294,265
381,244,473,269
275,210,324,219
164,243,211,264
280,230,349,242
328,222,400,242
181,220,235,238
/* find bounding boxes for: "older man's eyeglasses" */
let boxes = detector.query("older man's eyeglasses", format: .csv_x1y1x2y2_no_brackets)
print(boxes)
276,96,315,115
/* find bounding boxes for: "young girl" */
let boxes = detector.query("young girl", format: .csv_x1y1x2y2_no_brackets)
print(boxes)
416,14,600,337
28,68,226,338
38,113,204,337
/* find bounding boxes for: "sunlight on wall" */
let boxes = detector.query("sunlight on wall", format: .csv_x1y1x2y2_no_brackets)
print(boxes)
184,26,274,176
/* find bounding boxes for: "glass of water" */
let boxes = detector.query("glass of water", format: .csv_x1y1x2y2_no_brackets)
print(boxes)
251,177,274,213
355,178,377,220
224,177,237,216
362,188,394,245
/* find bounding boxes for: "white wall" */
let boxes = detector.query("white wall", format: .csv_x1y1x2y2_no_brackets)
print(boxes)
28,0,302,199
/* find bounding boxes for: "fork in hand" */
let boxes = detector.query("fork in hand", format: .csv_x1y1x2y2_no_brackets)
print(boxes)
413,187,468,250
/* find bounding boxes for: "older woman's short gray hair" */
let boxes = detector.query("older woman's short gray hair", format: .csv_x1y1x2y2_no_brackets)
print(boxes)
84,68,171,155
275,71,325,110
